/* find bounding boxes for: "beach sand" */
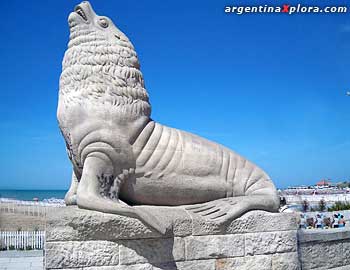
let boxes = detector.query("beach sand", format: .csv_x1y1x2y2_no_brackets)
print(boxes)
0,205,47,231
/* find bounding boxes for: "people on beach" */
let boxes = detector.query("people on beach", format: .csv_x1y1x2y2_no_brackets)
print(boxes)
299,214,307,229
324,217,332,228
332,213,339,228
339,214,346,227
299,212,347,229
306,216,315,228
315,214,323,228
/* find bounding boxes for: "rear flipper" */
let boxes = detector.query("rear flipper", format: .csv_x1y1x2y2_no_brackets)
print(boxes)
64,171,79,206
76,153,168,234
186,192,279,223
186,170,280,223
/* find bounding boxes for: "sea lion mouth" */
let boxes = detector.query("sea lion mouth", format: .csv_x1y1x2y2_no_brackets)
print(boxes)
74,6,88,21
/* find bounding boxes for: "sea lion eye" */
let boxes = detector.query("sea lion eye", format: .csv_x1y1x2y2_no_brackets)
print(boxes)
98,18,109,28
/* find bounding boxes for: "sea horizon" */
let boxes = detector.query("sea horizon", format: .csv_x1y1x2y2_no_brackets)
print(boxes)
0,189,67,201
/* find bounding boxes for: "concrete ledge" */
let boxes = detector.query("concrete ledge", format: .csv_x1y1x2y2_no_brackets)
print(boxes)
0,250,43,258
45,207,301,270
44,207,350,269
298,227,350,243
46,206,299,242
298,227,350,269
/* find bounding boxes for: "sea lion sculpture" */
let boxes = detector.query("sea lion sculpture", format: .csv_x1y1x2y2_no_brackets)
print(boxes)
57,1,279,233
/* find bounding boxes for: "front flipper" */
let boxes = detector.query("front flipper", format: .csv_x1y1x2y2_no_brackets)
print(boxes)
186,194,279,224
76,153,167,234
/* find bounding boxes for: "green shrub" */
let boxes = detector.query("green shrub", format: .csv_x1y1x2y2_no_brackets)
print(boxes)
26,245,33,250
328,201,350,211
8,245,15,250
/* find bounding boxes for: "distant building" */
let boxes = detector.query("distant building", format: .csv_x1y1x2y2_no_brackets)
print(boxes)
316,179,331,187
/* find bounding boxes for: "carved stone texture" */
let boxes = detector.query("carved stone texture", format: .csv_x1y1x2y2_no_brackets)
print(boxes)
57,1,279,233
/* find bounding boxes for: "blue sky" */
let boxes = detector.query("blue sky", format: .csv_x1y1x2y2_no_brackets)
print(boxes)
0,0,350,189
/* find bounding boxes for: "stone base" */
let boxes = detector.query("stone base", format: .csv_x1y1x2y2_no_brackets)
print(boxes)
45,206,300,270
298,227,350,270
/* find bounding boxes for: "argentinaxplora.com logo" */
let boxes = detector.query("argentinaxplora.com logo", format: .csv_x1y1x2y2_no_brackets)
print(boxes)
224,4,348,15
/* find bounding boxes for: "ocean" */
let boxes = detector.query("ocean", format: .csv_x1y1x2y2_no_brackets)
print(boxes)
0,190,67,201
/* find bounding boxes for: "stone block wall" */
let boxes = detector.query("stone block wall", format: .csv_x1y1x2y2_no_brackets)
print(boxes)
45,207,300,270
298,227,350,270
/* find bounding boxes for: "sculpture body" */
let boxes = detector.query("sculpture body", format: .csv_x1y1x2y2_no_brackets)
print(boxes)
57,1,279,233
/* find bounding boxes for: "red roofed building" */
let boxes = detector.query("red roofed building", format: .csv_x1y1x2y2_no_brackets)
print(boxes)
316,179,331,187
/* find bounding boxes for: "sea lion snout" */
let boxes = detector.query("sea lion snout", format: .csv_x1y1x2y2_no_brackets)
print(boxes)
68,1,96,26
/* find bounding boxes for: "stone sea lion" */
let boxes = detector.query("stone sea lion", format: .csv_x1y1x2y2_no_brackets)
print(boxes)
57,1,279,233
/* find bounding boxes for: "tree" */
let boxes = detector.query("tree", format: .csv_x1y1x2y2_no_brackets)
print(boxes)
302,200,309,212
318,199,326,212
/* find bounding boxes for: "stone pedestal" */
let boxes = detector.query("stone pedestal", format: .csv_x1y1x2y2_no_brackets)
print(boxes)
45,206,300,270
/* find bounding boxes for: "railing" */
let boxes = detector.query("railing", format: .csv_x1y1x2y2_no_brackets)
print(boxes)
0,198,65,217
283,194,350,204
0,231,45,250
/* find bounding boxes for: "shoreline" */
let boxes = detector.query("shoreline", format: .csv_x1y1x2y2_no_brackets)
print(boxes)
0,189,66,204
0,197,65,206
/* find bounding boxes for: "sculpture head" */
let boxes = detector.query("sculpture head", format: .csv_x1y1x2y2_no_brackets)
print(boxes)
67,1,132,51
59,1,150,119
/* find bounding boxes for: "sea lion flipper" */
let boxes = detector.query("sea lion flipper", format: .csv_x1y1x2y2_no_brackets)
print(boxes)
185,198,234,221
75,153,168,234
186,195,277,224
134,207,169,234
64,170,79,206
